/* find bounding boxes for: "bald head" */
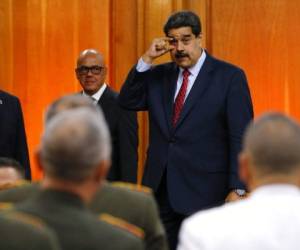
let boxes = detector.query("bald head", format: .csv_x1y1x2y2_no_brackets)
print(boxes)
242,112,300,177
77,49,104,67
75,49,107,96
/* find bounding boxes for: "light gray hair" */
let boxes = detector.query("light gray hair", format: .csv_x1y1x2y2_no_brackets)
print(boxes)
45,95,96,123
40,107,111,182
243,112,300,175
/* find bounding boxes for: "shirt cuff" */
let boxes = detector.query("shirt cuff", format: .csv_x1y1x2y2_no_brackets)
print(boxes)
136,57,152,72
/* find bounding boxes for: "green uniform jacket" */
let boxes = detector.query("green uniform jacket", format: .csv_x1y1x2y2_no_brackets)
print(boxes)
0,182,168,250
0,212,61,250
15,189,144,250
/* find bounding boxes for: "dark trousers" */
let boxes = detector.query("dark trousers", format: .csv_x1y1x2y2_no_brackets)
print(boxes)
155,171,186,250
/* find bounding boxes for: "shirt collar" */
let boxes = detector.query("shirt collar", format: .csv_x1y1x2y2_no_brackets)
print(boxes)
251,184,300,198
83,83,107,102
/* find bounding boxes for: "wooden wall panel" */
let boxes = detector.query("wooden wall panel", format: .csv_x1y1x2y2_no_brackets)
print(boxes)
0,0,208,181
209,0,300,121
0,0,111,179
0,0,13,91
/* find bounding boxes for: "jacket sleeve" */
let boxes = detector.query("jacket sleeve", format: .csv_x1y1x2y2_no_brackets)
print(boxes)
226,69,253,190
14,98,31,180
119,65,150,111
118,107,138,183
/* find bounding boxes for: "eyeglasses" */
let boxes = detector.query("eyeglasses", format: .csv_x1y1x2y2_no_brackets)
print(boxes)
76,65,104,75
168,35,196,46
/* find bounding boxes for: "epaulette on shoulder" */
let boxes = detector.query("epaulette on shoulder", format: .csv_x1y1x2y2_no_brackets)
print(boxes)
5,211,47,230
0,202,13,210
99,213,145,239
0,180,30,191
111,181,152,194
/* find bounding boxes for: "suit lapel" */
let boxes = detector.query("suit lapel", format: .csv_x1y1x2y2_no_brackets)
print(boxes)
174,54,215,130
163,63,179,131
98,87,110,108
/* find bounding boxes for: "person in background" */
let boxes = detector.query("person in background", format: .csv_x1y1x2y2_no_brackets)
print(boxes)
178,113,300,250
0,90,31,179
76,49,138,183
119,10,253,249
0,157,25,188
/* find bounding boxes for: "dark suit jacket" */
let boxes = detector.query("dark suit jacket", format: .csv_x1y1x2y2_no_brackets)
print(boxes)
119,52,253,215
98,87,138,183
16,189,144,250
0,90,31,179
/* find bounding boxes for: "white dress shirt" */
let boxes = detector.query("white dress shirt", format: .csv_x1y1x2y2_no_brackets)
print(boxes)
178,184,300,250
82,83,107,104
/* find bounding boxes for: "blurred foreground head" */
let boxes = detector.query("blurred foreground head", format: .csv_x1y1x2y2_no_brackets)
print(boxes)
45,95,96,123
38,105,111,187
239,112,300,189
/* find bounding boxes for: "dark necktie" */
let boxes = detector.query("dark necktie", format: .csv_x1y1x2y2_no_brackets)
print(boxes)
172,69,190,126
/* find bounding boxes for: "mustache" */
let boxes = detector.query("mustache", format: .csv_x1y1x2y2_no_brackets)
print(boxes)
175,52,189,59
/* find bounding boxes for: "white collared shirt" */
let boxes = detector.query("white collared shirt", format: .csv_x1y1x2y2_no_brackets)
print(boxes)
82,83,107,104
136,50,207,101
178,184,300,250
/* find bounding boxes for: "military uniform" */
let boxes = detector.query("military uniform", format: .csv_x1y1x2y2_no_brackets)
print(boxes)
0,211,61,250
0,182,168,250
0,181,38,202
91,182,168,250
13,189,144,250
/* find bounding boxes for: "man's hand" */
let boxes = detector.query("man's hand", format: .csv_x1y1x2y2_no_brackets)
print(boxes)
225,190,249,202
142,37,174,64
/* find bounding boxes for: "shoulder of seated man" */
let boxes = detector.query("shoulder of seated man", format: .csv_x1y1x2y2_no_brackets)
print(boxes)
109,181,152,195
99,213,145,239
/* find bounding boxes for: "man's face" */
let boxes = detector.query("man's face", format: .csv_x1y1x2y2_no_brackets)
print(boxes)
0,167,22,186
168,26,202,68
76,54,107,96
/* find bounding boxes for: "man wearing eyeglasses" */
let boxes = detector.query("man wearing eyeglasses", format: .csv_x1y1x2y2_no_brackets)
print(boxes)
119,10,253,249
75,49,138,183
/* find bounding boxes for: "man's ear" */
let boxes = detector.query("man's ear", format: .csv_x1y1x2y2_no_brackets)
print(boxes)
75,69,80,80
94,159,111,183
34,148,44,172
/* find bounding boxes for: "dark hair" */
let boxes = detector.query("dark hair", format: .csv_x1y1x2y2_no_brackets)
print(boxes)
0,157,24,177
163,11,201,36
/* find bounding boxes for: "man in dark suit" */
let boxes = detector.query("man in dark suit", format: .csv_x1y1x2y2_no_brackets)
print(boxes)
119,10,253,249
15,107,143,250
75,49,138,183
0,90,31,179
